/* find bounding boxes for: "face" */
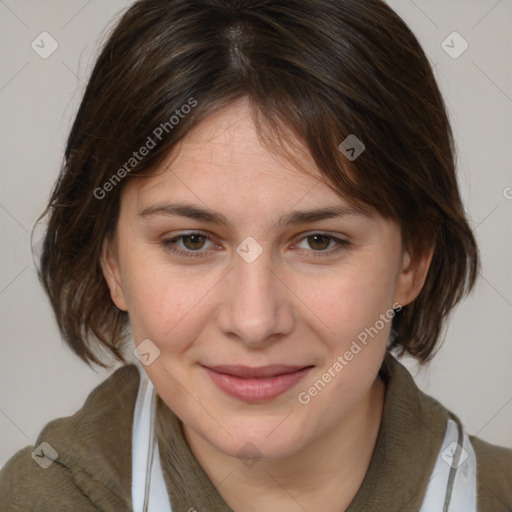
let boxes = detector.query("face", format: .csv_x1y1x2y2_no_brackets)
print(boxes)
102,98,428,461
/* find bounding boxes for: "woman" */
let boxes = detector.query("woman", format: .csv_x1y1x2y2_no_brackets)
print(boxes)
1,0,511,510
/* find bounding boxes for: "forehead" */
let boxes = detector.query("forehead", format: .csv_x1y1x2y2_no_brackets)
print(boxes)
122,98,348,211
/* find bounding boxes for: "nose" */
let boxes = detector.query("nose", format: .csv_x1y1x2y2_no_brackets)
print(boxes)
215,246,295,347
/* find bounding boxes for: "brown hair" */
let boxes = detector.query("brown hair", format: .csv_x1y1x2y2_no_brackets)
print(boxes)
37,0,479,369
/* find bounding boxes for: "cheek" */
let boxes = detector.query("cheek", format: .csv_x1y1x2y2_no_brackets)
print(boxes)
292,263,396,424
294,257,399,345
119,248,218,349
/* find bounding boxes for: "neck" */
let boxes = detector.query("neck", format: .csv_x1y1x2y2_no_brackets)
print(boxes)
183,375,385,512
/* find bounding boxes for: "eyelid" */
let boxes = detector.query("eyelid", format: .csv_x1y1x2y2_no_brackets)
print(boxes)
161,230,220,256
290,231,349,254
292,229,349,242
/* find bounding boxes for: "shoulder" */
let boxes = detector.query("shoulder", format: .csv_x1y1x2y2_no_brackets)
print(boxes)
469,435,512,511
0,364,140,511
0,445,98,511
381,355,512,510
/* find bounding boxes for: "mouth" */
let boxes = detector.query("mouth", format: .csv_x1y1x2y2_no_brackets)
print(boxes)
201,364,314,402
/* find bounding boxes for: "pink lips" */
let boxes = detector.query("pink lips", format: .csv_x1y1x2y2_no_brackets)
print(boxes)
202,364,313,402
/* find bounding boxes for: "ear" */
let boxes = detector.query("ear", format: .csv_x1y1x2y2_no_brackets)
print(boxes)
395,243,435,307
100,236,128,312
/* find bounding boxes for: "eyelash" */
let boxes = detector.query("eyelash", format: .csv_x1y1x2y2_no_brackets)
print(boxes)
160,231,349,258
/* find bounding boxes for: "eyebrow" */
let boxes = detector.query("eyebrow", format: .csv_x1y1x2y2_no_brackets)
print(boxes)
138,202,369,228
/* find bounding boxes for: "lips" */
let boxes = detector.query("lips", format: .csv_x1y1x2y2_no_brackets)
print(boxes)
204,364,310,379
201,363,314,402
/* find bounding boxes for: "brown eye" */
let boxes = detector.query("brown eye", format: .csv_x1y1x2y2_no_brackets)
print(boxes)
294,233,349,256
306,234,331,250
181,234,207,250
161,231,218,258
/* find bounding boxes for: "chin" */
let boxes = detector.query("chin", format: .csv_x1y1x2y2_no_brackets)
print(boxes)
197,415,312,462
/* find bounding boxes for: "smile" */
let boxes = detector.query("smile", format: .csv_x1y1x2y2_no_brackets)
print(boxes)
201,364,314,402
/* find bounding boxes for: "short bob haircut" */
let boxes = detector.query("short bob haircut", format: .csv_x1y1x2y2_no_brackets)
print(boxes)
37,0,479,369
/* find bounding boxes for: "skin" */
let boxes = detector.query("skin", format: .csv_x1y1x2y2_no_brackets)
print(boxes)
102,97,432,511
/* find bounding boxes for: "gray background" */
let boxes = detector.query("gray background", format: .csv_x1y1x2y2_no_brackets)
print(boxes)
0,0,511,468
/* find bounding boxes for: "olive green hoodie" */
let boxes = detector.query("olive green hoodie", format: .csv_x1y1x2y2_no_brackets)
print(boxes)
1,354,511,511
